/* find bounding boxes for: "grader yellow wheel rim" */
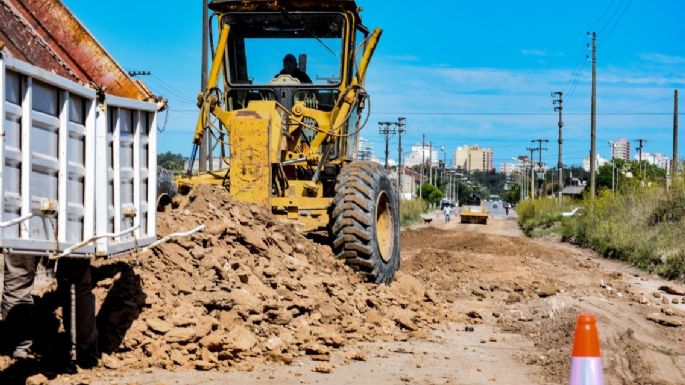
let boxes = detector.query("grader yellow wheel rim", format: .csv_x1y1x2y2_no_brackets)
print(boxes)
375,191,394,263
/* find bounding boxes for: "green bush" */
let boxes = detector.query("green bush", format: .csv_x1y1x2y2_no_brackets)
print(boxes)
400,199,427,226
561,186,685,280
419,184,444,207
516,198,570,236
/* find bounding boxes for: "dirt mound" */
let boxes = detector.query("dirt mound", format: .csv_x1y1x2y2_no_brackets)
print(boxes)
401,228,565,304
93,186,454,371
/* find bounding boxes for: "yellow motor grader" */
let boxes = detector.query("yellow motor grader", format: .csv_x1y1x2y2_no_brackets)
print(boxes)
177,0,399,283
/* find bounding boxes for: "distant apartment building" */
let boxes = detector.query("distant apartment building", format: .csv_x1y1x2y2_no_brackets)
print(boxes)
357,138,374,161
638,152,670,170
582,154,608,172
454,145,493,172
611,138,631,161
405,143,439,167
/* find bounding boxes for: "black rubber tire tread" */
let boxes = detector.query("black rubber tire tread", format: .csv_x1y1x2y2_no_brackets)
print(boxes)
330,161,400,284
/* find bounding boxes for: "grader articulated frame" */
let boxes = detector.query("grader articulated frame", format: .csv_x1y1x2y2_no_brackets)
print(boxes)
177,0,400,283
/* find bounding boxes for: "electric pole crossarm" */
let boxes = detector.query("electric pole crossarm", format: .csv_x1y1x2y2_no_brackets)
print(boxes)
395,117,407,198
527,147,537,199
378,122,396,170
531,139,549,198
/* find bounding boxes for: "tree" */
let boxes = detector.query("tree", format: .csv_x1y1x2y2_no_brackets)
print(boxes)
158,152,186,172
503,183,521,204
419,183,444,206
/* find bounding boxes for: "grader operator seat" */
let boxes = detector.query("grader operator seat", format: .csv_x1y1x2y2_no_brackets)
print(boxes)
182,0,400,284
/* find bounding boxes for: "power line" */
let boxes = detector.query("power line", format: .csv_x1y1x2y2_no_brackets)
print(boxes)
148,75,197,104
590,0,617,30
563,37,590,96
374,111,677,117
563,97,671,127
597,0,627,35
599,0,634,46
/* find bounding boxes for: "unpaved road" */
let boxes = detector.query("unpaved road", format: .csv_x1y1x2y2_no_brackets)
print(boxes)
69,214,684,384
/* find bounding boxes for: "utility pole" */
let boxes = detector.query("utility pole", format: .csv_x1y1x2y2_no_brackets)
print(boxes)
199,0,209,173
552,91,563,204
396,117,407,196
635,138,647,179
525,167,529,200
527,147,537,199
674,89,679,175
531,139,549,197
420,134,425,193
378,121,396,170
429,142,433,186
589,31,597,198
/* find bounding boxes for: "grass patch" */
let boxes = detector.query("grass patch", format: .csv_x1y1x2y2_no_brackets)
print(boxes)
517,198,571,236
400,199,427,226
518,184,685,280
562,186,685,280
530,224,563,238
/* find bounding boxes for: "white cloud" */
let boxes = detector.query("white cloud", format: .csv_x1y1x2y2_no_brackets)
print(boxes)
362,58,681,165
638,52,685,65
521,48,564,57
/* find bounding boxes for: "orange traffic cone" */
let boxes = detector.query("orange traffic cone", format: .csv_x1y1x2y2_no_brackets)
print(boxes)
569,313,604,385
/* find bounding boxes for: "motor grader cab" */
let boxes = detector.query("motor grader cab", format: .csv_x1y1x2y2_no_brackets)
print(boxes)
178,0,400,283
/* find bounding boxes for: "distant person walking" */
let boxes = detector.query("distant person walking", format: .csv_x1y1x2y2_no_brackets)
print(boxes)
443,206,452,222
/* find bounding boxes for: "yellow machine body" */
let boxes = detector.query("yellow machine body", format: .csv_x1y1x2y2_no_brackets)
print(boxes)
178,0,381,232
460,200,489,225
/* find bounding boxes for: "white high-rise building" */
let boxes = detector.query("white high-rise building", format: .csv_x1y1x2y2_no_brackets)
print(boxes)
611,138,631,161
405,143,439,167
357,138,380,163
638,152,670,170
357,138,373,161
583,154,608,172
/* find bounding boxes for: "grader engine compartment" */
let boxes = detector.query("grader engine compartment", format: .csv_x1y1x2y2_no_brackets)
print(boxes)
178,0,400,284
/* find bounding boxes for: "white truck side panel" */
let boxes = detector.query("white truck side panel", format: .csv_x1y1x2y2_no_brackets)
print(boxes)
94,95,157,256
1,57,96,255
1,56,157,257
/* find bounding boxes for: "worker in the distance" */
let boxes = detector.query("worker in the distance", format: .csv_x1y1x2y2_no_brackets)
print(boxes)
443,205,452,223
276,54,312,84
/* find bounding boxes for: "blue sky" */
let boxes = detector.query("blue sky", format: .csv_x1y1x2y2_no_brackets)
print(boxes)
64,0,685,168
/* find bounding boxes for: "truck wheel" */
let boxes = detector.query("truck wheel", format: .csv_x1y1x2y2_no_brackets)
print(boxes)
331,162,400,284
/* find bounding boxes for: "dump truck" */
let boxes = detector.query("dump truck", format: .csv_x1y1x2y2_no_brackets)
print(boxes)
176,0,399,283
460,195,488,225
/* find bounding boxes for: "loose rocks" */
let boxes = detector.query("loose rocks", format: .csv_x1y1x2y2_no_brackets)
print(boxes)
93,185,453,371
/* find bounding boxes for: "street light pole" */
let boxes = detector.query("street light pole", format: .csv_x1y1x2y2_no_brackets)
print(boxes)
440,145,446,191
396,117,407,197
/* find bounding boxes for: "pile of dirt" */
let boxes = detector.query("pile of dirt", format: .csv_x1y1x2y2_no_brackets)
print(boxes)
93,186,454,371
401,228,564,304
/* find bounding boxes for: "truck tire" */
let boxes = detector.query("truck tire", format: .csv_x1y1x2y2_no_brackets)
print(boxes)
331,162,400,284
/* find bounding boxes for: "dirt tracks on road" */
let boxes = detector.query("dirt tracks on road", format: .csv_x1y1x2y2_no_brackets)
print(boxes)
403,218,685,384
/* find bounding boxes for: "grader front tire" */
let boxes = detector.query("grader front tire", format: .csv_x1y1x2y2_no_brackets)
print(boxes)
331,162,400,284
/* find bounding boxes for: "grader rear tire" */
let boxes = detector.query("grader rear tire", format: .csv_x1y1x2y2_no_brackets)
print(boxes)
331,162,400,284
